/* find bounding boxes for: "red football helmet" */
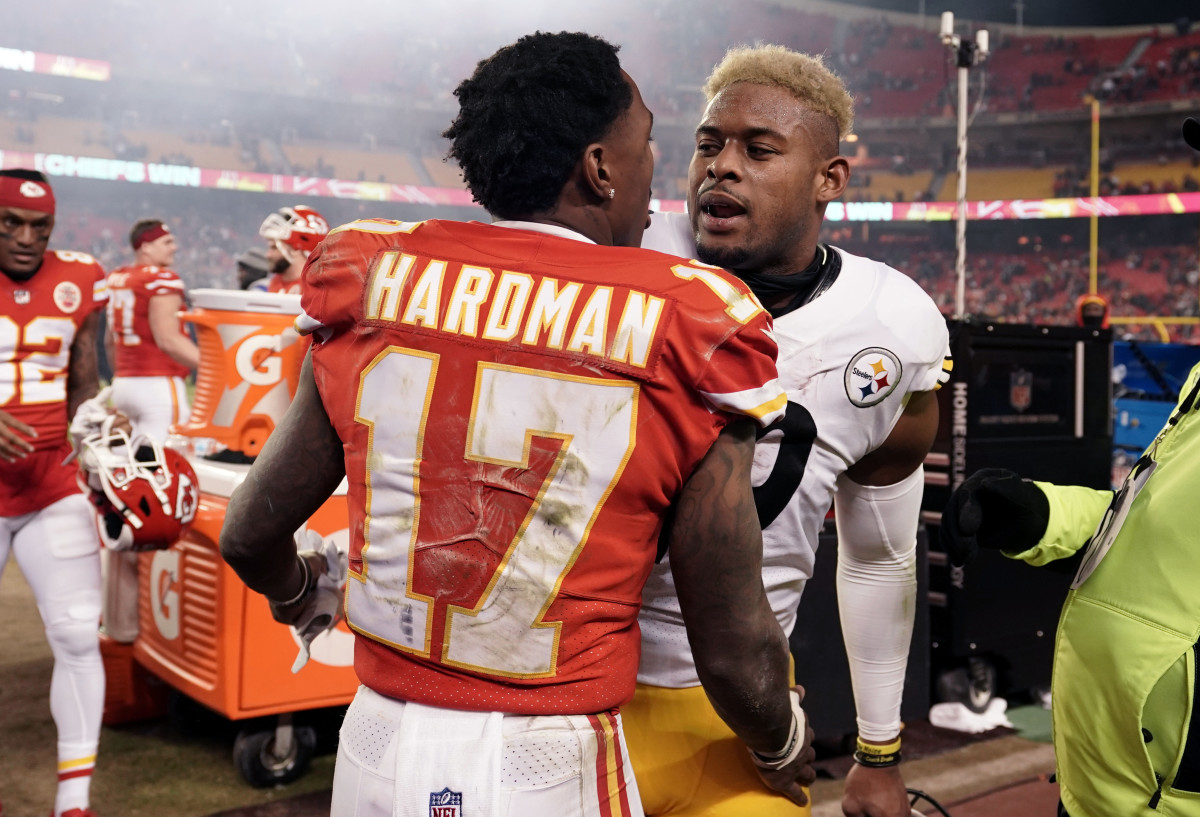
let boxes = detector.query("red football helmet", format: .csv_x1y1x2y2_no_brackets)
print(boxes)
77,429,199,551
259,205,329,261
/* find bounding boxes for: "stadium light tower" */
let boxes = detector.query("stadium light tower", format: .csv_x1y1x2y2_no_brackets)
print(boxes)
940,11,989,319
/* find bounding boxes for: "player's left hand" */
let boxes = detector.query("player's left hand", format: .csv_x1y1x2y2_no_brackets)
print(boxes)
110,411,132,436
842,762,910,817
66,387,131,466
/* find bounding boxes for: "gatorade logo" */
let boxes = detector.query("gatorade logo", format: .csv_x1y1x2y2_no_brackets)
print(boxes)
150,550,182,641
234,332,287,386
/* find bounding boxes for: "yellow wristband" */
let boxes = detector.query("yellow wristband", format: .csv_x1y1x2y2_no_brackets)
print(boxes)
855,736,901,756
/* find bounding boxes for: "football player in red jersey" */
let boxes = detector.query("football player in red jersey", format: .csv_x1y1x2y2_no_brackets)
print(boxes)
0,169,106,817
221,31,815,817
102,219,200,643
106,219,199,442
259,205,329,294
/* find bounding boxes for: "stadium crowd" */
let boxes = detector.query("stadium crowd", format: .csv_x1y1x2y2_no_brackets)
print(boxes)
5,0,1200,336
33,178,1197,343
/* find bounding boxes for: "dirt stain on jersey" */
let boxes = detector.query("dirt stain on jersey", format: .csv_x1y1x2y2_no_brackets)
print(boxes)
538,498,578,531
558,450,591,486
390,506,416,534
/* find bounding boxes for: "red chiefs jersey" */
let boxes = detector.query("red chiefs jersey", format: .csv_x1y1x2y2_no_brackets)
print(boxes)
267,276,301,295
107,265,191,378
300,219,785,715
0,250,107,515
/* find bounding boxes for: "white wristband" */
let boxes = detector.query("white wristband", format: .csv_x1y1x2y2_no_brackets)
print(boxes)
749,689,807,770
272,552,312,608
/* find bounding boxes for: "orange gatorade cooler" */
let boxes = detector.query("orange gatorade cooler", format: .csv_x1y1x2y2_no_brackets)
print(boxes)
122,288,357,786
173,289,307,457
134,474,357,719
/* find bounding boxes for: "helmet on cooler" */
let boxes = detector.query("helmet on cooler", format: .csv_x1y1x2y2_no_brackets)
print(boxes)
78,429,199,551
258,205,329,262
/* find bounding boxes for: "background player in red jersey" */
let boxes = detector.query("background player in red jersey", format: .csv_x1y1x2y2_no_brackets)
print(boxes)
106,219,199,442
258,204,329,294
0,169,107,817
220,31,815,817
102,218,200,643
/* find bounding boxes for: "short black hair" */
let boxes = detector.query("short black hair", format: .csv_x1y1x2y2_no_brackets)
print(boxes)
0,169,50,184
443,31,633,220
130,218,165,248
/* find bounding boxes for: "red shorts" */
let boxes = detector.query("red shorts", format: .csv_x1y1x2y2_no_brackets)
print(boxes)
0,440,80,517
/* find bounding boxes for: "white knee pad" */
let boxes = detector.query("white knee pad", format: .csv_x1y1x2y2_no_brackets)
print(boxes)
45,599,103,664
41,494,101,560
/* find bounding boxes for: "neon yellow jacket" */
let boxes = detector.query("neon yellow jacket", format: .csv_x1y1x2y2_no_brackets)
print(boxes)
1009,362,1200,817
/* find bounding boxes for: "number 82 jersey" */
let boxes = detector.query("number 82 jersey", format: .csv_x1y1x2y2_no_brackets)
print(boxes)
0,250,108,515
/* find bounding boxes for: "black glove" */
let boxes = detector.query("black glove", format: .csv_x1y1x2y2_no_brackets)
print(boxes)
940,468,1050,566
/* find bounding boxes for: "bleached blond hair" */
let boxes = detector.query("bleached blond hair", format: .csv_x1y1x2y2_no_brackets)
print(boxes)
703,45,855,143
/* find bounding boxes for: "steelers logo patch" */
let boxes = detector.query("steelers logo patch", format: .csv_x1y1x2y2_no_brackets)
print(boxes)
53,281,83,313
844,347,902,407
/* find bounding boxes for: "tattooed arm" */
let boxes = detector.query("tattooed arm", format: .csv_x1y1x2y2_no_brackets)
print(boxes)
219,351,345,606
104,323,116,383
669,417,816,805
66,310,101,421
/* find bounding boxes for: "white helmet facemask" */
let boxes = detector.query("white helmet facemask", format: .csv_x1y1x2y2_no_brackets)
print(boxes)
79,426,173,530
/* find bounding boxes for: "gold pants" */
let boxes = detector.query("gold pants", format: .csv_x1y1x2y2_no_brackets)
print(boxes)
623,683,813,817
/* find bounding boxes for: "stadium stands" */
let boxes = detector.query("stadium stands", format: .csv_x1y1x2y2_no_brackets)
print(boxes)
935,166,1065,200
4,0,1198,339
0,115,102,157
421,156,466,190
282,144,424,185
849,169,936,202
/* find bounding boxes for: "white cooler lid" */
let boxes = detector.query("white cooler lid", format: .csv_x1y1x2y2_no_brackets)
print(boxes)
189,288,303,315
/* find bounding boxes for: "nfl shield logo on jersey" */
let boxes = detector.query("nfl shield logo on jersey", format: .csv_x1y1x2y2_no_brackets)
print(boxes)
429,787,462,817
1010,369,1033,412
14,289,30,305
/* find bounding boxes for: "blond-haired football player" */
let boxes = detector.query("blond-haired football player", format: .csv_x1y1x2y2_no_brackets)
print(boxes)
627,45,951,817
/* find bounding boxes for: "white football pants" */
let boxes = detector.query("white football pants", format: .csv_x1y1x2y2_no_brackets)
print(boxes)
110,374,190,442
0,493,103,811
331,685,644,817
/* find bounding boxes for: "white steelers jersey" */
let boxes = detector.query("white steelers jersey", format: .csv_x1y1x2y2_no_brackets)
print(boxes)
636,212,950,687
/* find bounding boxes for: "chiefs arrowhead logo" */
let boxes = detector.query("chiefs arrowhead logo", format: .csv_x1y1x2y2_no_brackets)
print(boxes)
53,281,82,313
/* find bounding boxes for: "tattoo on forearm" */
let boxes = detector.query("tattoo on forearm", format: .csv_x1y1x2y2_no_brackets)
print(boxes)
673,433,765,604
67,313,101,420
